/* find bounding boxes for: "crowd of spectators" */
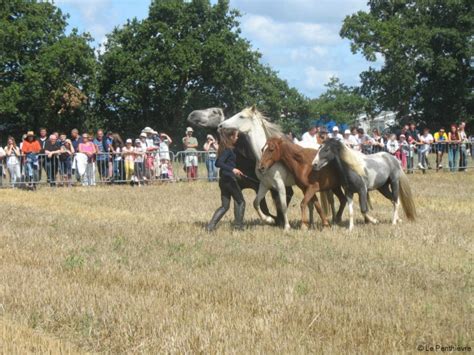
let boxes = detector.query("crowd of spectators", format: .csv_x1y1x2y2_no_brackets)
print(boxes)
0,125,225,188
0,121,472,188
294,121,472,173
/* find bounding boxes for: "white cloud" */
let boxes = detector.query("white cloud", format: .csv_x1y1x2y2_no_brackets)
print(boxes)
53,0,113,42
242,15,338,47
304,67,337,90
230,0,367,24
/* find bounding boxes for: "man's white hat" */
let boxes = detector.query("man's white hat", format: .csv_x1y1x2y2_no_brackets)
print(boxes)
332,126,339,131
142,127,155,134
186,127,194,133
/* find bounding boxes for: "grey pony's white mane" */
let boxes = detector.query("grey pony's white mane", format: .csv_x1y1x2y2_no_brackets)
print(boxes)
243,107,284,138
339,141,366,177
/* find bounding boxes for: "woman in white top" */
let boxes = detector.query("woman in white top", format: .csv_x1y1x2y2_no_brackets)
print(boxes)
4,136,22,187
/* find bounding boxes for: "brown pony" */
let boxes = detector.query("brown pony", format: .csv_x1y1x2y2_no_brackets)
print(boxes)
259,137,346,229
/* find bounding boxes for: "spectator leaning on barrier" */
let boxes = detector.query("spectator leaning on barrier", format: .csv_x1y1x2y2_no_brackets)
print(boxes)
406,122,420,143
204,134,218,182
447,124,460,172
122,139,135,182
22,131,41,187
44,134,61,187
357,128,373,154
4,136,21,187
94,129,110,182
343,129,356,149
418,128,433,171
111,133,124,182
386,133,400,160
349,127,361,151
140,131,156,181
183,126,199,181
38,127,48,181
59,139,74,187
371,128,385,153
433,127,448,171
458,122,468,171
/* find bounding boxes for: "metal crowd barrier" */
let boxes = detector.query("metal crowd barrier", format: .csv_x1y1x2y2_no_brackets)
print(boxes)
0,150,220,188
0,143,472,188
358,141,474,173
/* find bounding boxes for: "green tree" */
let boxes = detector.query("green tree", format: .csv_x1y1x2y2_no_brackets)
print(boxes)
0,1,97,135
308,77,368,125
341,0,473,127
97,0,308,137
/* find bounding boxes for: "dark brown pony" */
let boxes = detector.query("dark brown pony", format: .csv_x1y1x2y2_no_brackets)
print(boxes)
259,137,346,229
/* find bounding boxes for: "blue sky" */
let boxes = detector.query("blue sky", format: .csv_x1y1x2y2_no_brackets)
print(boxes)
53,0,381,98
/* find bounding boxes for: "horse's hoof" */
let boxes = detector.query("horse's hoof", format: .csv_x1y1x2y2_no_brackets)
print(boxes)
265,217,275,224
284,225,291,231
301,224,310,231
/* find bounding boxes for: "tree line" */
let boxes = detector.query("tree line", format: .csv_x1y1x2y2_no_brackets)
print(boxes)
1,0,472,141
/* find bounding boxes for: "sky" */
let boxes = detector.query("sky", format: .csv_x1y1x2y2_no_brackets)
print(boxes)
53,0,381,98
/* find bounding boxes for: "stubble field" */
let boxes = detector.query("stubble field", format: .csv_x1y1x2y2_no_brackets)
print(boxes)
0,172,472,353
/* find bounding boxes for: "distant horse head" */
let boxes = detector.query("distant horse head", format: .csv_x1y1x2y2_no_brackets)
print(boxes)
187,107,225,129
259,137,283,173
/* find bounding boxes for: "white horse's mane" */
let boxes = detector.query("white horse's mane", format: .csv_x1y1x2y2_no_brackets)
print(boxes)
242,107,284,138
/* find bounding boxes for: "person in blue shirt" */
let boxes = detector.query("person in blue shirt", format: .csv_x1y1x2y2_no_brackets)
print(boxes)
206,128,246,231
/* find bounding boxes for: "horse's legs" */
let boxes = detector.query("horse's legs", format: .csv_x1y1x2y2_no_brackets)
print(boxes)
347,192,355,231
377,182,400,224
329,192,336,224
276,181,290,230
300,188,316,230
359,186,378,224
308,196,315,229
254,183,275,224
332,186,347,224
390,178,402,224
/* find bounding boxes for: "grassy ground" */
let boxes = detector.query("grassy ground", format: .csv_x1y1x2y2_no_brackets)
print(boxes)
0,172,472,353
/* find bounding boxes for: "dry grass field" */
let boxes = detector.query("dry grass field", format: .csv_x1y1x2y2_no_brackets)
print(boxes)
0,172,472,353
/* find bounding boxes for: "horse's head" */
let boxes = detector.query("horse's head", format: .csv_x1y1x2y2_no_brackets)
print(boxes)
313,138,341,170
218,105,261,134
187,107,225,129
259,137,282,174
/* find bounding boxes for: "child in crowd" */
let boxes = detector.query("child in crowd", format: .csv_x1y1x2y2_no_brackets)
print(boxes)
122,139,135,182
406,136,416,173
386,133,400,159
133,139,146,185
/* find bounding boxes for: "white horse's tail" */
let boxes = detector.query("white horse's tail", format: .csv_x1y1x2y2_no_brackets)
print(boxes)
399,170,416,221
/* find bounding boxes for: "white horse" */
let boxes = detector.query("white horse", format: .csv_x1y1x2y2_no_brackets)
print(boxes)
218,106,296,230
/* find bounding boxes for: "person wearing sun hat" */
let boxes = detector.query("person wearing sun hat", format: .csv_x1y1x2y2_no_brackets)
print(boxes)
182,126,199,181
121,138,135,182
21,131,42,187
330,126,343,141
203,134,219,182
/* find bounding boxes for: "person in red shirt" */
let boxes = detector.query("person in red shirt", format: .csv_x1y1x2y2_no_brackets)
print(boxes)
21,131,41,187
